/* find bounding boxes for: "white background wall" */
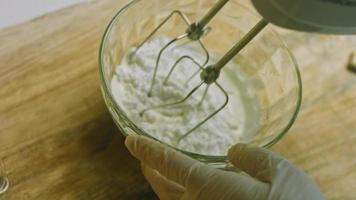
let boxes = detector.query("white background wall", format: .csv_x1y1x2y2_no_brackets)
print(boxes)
0,0,85,29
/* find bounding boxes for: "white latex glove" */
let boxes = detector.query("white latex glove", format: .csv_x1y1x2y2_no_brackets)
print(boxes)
125,135,325,200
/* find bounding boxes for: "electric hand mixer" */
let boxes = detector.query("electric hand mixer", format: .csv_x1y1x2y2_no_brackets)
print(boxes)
132,0,356,143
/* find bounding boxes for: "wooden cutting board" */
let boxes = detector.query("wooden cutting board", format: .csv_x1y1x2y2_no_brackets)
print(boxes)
0,0,355,199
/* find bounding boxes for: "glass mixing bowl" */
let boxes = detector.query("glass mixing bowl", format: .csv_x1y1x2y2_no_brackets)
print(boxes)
99,0,301,165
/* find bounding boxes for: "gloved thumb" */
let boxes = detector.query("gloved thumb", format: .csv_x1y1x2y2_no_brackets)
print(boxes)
227,143,284,182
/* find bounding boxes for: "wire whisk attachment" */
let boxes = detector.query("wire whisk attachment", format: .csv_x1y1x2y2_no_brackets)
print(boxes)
134,0,268,143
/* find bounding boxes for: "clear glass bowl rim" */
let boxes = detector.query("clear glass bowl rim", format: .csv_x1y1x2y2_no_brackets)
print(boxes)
98,0,302,163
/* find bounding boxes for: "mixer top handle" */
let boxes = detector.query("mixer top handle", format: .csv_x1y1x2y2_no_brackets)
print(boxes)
252,0,356,34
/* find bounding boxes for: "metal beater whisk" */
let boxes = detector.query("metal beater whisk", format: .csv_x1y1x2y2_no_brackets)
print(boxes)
135,0,268,143
134,0,231,97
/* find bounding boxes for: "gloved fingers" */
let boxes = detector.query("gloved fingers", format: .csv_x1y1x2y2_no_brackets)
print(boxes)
141,164,184,200
227,143,284,182
182,170,270,200
125,135,198,186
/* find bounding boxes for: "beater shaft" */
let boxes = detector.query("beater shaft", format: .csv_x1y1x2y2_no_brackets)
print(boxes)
215,19,268,70
198,0,229,28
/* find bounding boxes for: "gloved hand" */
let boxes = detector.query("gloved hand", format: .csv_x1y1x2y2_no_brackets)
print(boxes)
125,135,325,200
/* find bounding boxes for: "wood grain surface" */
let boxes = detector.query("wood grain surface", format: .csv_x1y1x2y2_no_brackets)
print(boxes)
0,0,355,199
